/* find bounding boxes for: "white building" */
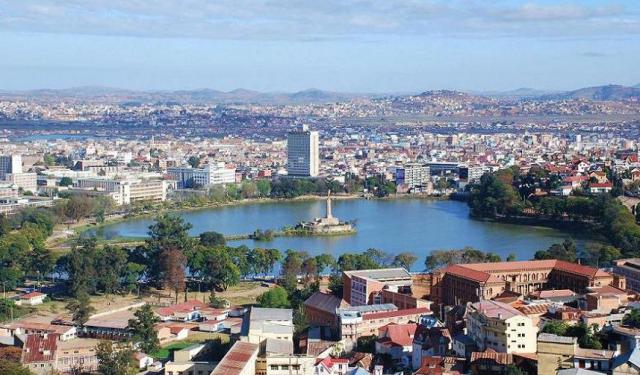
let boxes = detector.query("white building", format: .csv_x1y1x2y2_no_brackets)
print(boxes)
241,307,294,345
74,178,167,206
0,154,22,179
287,125,319,177
466,300,537,354
167,163,236,188
395,163,430,190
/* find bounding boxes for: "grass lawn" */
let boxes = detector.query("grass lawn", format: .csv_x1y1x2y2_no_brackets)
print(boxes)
151,333,230,361
151,341,198,361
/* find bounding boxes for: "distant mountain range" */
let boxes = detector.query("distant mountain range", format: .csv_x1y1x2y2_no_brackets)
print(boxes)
0,86,371,104
1,84,640,104
539,84,640,101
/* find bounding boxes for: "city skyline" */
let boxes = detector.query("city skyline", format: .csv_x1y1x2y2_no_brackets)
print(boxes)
1,0,639,92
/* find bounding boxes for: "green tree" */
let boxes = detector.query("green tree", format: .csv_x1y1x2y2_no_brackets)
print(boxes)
280,250,307,292
199,231,226,247
190,246,240,293
392,252,418,270
63,237,98,296
0,360,32,375
534,239,577,262
506,253,517,261
95,246,128,295
145,214,195,287
187,155,201,168
66,291,95,326
623,309,640,328
59,177,73,186
256,180,272,197
96,341,137,375
65,195,95,222
128,304,160,354
257,287,290,308
356,335,377,353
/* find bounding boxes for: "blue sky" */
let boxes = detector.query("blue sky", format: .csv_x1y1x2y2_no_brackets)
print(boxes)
0,0,638,92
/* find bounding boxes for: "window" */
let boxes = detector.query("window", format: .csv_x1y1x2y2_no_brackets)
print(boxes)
270,365,278,370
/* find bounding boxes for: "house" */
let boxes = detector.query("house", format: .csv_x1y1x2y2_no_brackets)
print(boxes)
314,357,350,375
414,356,466,375
452,333,476,358
2,321,77,342
589,171,608,184
466,300,537,354
375,323,417,366
16,291,47,306
156,322,191,343
412,325,452,370
133,352,154,369
612,346,640,374
304,291,345,328
589,182,613,194
538,333,615,374
21,334,57,375
241,307,294,345
469,349,513,375
155,300,207,322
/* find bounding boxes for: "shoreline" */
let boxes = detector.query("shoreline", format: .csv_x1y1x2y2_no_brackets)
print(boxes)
72,193,448,236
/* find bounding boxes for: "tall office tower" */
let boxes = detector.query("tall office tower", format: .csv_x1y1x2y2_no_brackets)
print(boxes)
0,154,22,179
287,125,319,177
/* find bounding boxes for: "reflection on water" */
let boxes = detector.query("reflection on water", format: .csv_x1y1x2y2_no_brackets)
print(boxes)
92,199,593,266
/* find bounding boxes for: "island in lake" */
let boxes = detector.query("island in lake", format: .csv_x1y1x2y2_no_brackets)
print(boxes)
293,194,355,235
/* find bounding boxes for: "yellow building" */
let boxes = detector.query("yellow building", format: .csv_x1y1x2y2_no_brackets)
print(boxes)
466,300,537,354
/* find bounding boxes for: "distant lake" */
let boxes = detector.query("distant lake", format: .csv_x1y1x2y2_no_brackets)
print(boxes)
92,199,593,270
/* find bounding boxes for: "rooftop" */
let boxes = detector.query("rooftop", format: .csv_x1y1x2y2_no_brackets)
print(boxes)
211,341,259,375
344,267,412,281
250,307,293,322
471,300,523,320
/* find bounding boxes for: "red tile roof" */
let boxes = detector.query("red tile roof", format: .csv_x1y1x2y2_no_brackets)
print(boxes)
20,291,45,299
156,300,207,316
377,323,417,347
470,349,513,365
22,334,58,364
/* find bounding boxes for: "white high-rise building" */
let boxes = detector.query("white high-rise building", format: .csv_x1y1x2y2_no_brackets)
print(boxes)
287,125,319,177
0,154,22,179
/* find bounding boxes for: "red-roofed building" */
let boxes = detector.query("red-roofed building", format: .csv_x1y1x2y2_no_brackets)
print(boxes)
375,323,417,364
155,300,207,322
21,334,58,375
16,291,47,306
314,357,350,375
211,341,259,375
431,260,616,307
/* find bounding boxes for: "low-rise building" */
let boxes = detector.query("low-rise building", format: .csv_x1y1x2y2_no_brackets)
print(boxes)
466,300,537,354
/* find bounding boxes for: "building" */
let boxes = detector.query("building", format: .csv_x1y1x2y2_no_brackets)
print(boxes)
375,323,417,366
74,178,167,206
537,333,615,374
211,341,259,375
338,305,429,350
395,163,430,191
241,307,294,345
0,154,22,179
16,291,47,306
431,260,616,307
287,124,319,177
164,342,218,375
167,162,236,188
4,173,37,192
343,268,413,307
303,291,345,328
466,300,537,354
21,334,57,375
614,258,640,293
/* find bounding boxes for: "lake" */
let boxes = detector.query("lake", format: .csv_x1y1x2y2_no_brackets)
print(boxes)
92,199,591,268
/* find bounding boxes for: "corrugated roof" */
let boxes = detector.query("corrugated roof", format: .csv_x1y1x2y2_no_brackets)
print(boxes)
304,292,343,314
345,268,411,281
211,341,258,375
250,307,292,321
22,334,57,364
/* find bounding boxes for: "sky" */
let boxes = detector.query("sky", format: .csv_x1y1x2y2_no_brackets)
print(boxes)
0,0,639,93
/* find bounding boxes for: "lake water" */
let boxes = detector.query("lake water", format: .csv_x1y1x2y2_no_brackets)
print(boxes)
93,199,590,268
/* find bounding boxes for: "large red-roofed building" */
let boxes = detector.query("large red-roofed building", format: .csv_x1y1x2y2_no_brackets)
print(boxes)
430,259,620,307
